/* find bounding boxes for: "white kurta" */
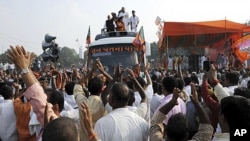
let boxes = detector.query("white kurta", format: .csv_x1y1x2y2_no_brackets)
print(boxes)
94,108,149,141
0,100,18,141
130,16,139,32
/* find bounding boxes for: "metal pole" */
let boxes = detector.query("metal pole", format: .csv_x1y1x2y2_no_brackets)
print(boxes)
167,36,169,59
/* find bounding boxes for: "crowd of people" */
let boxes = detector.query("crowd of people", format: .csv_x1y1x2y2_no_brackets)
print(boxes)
103,7,140,32
1,45,250,141
162,53,245,73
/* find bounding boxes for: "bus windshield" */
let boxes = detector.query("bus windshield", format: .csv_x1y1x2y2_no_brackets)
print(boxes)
90,45,138,73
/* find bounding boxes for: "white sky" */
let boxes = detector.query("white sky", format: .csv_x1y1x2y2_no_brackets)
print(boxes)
0,0,249,55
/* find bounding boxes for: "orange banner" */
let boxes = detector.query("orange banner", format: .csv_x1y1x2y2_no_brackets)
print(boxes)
232,35,250,62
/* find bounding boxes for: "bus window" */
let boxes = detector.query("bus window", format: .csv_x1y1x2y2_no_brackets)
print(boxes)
91,51,138,74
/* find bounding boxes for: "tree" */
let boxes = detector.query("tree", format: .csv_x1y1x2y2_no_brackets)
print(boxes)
147,42,158,60
0,51,11,63
57,46,79,68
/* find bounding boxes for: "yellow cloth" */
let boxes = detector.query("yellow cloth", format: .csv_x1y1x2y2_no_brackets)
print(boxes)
73,84,107,141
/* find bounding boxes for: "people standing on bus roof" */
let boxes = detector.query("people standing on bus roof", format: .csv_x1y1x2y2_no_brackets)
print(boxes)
111,12,117,22
130,10,140,32
116,17,125,32
123,13,130,32
118,7,125,17
104,15,116,32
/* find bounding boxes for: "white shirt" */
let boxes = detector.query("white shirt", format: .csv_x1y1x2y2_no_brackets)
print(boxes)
94,108,149,141
134,84,154,107
130,16,139,29
0,96,4,103
128,103,147,118
200,56,207,67
60,101,79,121
184,85,191,102
123,14,130,32
64,92,78,109
0,100,18,141
28,109,41,138
240,77,249,88
105,103,148,120
224,85,238,96
150,93,164,118
156,94,187,125
168,57,173,70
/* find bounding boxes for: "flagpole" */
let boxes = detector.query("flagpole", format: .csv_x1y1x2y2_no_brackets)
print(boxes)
76,39,80,59
76,38,80,47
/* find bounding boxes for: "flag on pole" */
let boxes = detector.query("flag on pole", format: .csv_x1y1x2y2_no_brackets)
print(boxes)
86,26,91,44
132,26,145,51
155,16,161,25
132,26,146,65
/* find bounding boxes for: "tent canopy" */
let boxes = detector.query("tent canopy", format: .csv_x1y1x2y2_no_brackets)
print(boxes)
162,20,250,36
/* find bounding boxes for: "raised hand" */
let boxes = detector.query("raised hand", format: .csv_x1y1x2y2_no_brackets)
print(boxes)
171,87,181,105
7,45,31,71
114,63,123,81
80,101,97,138
125,68,136,80
144,62,150,73
207,64,218,82
96,58,104,72
73,68,81,79
190,83,199,104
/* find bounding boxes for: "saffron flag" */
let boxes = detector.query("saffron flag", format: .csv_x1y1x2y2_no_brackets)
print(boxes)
132,26,145,51
86,26,91,44
232,34,250,62
133,26,146,65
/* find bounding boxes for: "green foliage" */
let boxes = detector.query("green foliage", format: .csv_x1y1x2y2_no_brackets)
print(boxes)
0,51,11,63
57,46,79,68
148,42,158,59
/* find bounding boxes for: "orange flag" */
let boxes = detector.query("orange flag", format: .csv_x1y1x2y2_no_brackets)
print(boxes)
86,26,91,44
232,35,250,62
132,26,145,51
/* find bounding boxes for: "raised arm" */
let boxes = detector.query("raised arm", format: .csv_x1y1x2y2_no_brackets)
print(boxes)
201,74,220,111
127,68,147,103
101,64,122,106
96,59,113,82
190,83,213,141
78,60,99,86
150,88,180,140
7,45,57,127
7,46,37,87
207,64,229,102
144,62,152,86
190,83,210,124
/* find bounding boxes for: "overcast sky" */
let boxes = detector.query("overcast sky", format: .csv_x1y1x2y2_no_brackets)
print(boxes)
0,0,249,55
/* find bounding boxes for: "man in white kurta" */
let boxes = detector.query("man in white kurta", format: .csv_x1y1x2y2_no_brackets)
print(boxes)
94,108,148,141
130,10,139,32
94,83,149,141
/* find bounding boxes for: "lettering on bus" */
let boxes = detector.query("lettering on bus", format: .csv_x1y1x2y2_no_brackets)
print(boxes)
90,46,137,54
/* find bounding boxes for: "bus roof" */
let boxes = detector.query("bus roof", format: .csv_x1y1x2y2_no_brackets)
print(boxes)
90,36,136,46
95,31,136,40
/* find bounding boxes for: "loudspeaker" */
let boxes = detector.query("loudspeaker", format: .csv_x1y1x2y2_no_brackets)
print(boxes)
44,34,56,43
189,55,199,73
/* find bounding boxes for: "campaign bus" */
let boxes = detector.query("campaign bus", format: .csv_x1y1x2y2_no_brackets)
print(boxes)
88,31,147,74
